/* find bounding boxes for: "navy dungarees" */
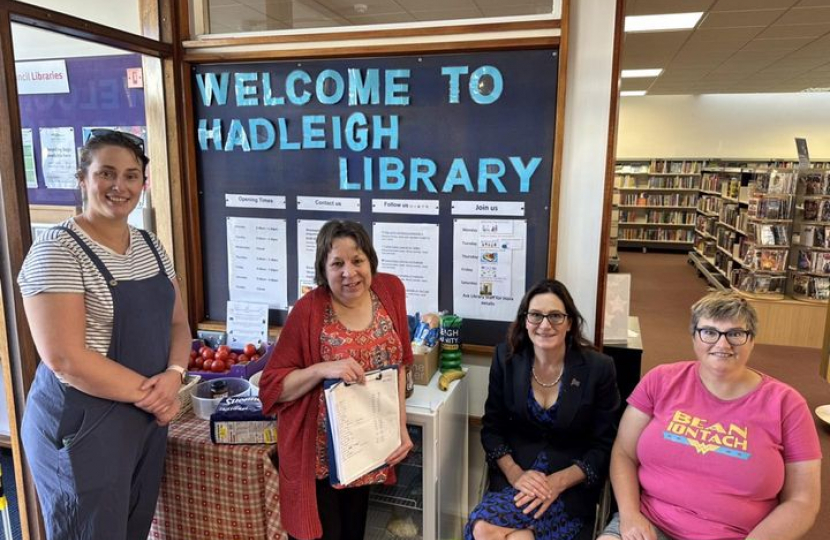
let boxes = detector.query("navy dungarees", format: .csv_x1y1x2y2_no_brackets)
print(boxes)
22,227,175,540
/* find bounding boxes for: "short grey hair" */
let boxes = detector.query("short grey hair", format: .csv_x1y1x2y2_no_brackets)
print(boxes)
689,292,758,336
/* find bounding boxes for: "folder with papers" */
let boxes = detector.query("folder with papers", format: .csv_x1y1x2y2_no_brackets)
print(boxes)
323,365,401,486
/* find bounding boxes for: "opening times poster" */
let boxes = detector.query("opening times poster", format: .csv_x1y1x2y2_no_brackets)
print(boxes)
453,219,527,322
226,217,287,309
373,222,440,316
296,219,327,297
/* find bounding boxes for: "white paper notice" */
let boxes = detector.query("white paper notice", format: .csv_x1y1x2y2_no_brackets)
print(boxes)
40,127,77,189
226,217,287,309
297,219,327,297
374,222,439,315
226,301,269,349
453,219,527,322
22,128,37,188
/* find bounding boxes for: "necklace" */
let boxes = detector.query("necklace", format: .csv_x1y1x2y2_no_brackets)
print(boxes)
532,366,563,388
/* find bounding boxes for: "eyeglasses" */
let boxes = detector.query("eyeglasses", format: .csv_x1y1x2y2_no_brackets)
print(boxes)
525,311,569,326
695,327,753,346
88,129,145,151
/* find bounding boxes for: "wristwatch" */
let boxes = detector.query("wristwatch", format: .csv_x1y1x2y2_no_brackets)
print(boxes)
166,365,187,384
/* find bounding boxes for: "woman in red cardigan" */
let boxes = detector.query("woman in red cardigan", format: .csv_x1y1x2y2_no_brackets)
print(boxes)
260,219,414,540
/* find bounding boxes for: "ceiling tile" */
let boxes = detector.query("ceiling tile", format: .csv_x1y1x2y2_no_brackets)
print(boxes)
757,23,830,38
411,8,482,21
777,6,830,24
626,0,715,15
687,26,764,43
397,0,478,10
712,0,798,11
700,9,786,28
314,0,403,16
479,4,552,17
741,36,815,50
620,79,654,91
346,12,414,23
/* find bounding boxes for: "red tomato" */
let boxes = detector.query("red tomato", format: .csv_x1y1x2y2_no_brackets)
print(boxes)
243,343,257,357
199,346,209,355
202,359,213,372
190,350,198,360
229,352,238,361
215,350,229,363
217,345,231,355
237,354,249,364
194,357,205,369
187,358,197,370
202,348,215,360
211,360,226,373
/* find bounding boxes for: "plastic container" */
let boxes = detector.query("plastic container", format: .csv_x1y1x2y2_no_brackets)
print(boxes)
248,371,262,396
190,377,252,420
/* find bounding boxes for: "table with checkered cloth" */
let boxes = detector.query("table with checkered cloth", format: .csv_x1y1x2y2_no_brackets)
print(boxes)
148,410,284,540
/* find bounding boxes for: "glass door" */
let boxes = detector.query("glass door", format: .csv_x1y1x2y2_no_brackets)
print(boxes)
366,424,425,540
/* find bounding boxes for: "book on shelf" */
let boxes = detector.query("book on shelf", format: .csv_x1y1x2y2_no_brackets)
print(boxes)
803,200,819,221
802,172,823,196
764,199,783,220
745,247,788,272
822,172,830,196
797,249,814,271
813,277,830,300
821,200,830,222
793,274,810,296
747,199,758,218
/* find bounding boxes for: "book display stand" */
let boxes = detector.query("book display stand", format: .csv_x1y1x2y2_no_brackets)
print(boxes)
790,168,830,303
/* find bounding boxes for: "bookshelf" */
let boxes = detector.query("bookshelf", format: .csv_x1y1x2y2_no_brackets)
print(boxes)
690,167,752,292
614,159,701,251
791,168,830,303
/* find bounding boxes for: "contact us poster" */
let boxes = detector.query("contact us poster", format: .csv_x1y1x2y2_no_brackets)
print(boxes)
453,219,526,321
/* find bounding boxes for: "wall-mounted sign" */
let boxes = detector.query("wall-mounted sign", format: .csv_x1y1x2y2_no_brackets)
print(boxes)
16,60,69,95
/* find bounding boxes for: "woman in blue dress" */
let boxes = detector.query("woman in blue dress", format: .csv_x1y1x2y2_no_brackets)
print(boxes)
466,279,620,540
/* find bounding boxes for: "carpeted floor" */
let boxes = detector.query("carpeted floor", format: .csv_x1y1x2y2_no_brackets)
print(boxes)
619,250,830,540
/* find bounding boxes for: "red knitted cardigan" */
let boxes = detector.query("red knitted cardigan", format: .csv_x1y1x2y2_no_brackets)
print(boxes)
259,273,413,540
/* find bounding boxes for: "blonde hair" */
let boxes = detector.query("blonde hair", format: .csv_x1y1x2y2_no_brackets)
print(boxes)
689,292,758,336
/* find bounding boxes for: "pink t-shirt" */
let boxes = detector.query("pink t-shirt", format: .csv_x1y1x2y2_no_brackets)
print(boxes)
629,361,821,540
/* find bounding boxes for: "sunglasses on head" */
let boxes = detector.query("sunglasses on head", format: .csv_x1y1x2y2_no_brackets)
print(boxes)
88,129,145,151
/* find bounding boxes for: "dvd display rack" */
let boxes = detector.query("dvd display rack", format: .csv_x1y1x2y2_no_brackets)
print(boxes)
790,169,830,303
614,159,701,251
732,168,796,299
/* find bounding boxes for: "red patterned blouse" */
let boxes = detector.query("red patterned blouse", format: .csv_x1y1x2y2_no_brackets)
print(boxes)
314,291,404,487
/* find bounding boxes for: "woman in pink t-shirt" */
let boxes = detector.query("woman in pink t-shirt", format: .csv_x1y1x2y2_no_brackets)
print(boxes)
598,291,821,540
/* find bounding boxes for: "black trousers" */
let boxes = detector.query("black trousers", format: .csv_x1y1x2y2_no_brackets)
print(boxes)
289,479,372,540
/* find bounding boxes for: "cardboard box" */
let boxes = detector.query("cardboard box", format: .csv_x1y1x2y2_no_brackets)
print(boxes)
411,346,439,386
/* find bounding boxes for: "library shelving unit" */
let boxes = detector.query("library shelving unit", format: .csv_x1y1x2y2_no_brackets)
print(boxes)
614,159,701,252
689,166,752,291
731,168,796,300
790,168,830,303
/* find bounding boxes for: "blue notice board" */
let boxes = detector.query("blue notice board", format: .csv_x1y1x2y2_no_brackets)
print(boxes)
20,54,145,205
193,49,559,346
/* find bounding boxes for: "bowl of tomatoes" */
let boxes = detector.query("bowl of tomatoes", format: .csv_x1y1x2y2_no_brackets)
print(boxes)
187,341,272,381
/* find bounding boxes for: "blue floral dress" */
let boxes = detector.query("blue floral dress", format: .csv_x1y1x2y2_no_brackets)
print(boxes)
464,387,584,540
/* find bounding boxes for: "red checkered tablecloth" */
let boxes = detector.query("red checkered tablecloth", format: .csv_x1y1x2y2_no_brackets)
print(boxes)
148,410,285,540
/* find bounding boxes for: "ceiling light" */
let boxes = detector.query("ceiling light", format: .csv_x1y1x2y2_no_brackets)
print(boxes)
620,91,647,97
621,69,663,78
625,12,703,33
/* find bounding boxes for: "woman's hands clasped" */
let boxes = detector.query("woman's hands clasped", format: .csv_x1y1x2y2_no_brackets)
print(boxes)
136,370,182,426
316,357,366,384
618,512,658,540
511,469,567,519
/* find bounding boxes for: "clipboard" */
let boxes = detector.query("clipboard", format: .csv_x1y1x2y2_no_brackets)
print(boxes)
323,365,401,486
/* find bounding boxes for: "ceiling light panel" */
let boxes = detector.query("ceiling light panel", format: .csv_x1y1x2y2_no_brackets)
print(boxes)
621,68,663,78
620,90,648,96
624,12,704,32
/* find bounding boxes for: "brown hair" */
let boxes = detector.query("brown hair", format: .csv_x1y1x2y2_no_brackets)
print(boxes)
506,279,594,356
314,220,378,287
690,291,758,336
76,130,149,183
